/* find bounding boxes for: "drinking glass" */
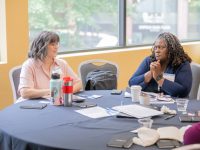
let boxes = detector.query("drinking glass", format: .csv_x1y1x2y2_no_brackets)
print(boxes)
176,99,189,114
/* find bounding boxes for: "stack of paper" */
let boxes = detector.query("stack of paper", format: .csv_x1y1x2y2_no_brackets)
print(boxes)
75,106,117,118
113,104,163,118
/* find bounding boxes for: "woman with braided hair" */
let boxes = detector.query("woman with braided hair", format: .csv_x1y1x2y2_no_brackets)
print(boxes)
19,31,82,99
129,32,192,97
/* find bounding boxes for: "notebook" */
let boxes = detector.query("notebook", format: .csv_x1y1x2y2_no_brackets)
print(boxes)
112,104,163,118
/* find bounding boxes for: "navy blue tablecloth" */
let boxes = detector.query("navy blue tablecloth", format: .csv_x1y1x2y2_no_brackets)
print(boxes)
0,90,199,150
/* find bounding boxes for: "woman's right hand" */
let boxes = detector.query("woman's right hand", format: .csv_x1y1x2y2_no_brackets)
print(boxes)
150,60,162,79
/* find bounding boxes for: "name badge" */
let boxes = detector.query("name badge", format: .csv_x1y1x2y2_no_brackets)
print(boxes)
163,73,175,82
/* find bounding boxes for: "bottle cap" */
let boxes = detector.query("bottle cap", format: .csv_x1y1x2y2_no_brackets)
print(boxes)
63,76,73,83
51,73,60,79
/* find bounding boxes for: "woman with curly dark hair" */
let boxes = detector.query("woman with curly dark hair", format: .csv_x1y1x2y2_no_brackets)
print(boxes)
129,32,192,97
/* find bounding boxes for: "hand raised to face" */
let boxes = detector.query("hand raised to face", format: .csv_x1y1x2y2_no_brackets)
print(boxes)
150,60,161,71
150,60,162,79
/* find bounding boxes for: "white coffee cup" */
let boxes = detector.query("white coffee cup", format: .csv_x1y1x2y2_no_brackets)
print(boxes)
131,85,142,102
139,94,150,105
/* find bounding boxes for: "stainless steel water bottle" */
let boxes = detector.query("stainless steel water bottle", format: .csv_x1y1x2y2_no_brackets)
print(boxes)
62,77,73,107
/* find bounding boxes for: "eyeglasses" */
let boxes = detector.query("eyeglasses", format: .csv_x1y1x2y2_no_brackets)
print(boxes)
49,42,59,47
153,45,166,50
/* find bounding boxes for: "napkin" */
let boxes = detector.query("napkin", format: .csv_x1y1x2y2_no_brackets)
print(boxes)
161,105,177,115
133,127,159,147
124,91,131,98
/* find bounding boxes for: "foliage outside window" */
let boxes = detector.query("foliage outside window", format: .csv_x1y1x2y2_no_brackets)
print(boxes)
29,0,200,53
28,0,118,53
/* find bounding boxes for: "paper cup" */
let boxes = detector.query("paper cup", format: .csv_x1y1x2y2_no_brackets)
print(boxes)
131,85,142,102
139,94,150,105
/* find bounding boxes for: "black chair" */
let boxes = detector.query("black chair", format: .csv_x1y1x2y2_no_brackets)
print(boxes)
78,59,119,90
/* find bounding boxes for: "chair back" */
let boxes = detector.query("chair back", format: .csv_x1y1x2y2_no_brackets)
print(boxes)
78,59,119,90
189,62,200,100
9,66,21,102
197,85,200,100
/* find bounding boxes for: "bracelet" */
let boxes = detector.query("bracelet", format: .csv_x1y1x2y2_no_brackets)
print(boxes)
156,74,163,82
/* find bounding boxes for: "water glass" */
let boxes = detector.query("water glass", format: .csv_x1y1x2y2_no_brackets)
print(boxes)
176,99,189,112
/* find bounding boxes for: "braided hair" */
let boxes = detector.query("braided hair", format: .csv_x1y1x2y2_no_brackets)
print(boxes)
28,31,60,60
150,32,191,69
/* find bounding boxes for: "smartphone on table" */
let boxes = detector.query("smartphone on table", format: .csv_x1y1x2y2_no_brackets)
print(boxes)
73,101,97,108
157,139,181,149
20,103,47,109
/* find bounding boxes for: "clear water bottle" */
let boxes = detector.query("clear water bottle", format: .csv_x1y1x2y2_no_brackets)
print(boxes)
62,77,73,107
50,73,62,105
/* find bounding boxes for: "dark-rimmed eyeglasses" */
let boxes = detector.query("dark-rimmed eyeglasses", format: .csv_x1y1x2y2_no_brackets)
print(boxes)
153,45,166,50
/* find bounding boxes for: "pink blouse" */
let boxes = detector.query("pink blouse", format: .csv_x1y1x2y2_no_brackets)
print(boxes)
18,58,81,92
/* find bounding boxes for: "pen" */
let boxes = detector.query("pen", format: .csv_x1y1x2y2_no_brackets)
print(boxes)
164,115,175,120
105,108,119,116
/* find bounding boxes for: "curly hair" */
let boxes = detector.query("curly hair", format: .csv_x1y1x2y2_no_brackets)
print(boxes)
150,32,191,69
28,31,60,60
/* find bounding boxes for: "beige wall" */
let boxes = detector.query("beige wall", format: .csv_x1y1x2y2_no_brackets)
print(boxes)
1,0,200,110
0,0,28,110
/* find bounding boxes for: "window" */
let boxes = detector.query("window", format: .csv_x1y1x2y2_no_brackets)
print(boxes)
0,0,7,63
188,0,200,41
127,0,200,46
28,0,200,54
28,0,118,53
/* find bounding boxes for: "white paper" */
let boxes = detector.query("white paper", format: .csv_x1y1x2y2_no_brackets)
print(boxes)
39,101,51,104
150,97,175,104
150,100,175,104
130,129,138,133
124,91,175,104
124,91,131,98
87,95,103,99
15,97,27,103
73,95,86,100
75,106,111,118
148,93,175,104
